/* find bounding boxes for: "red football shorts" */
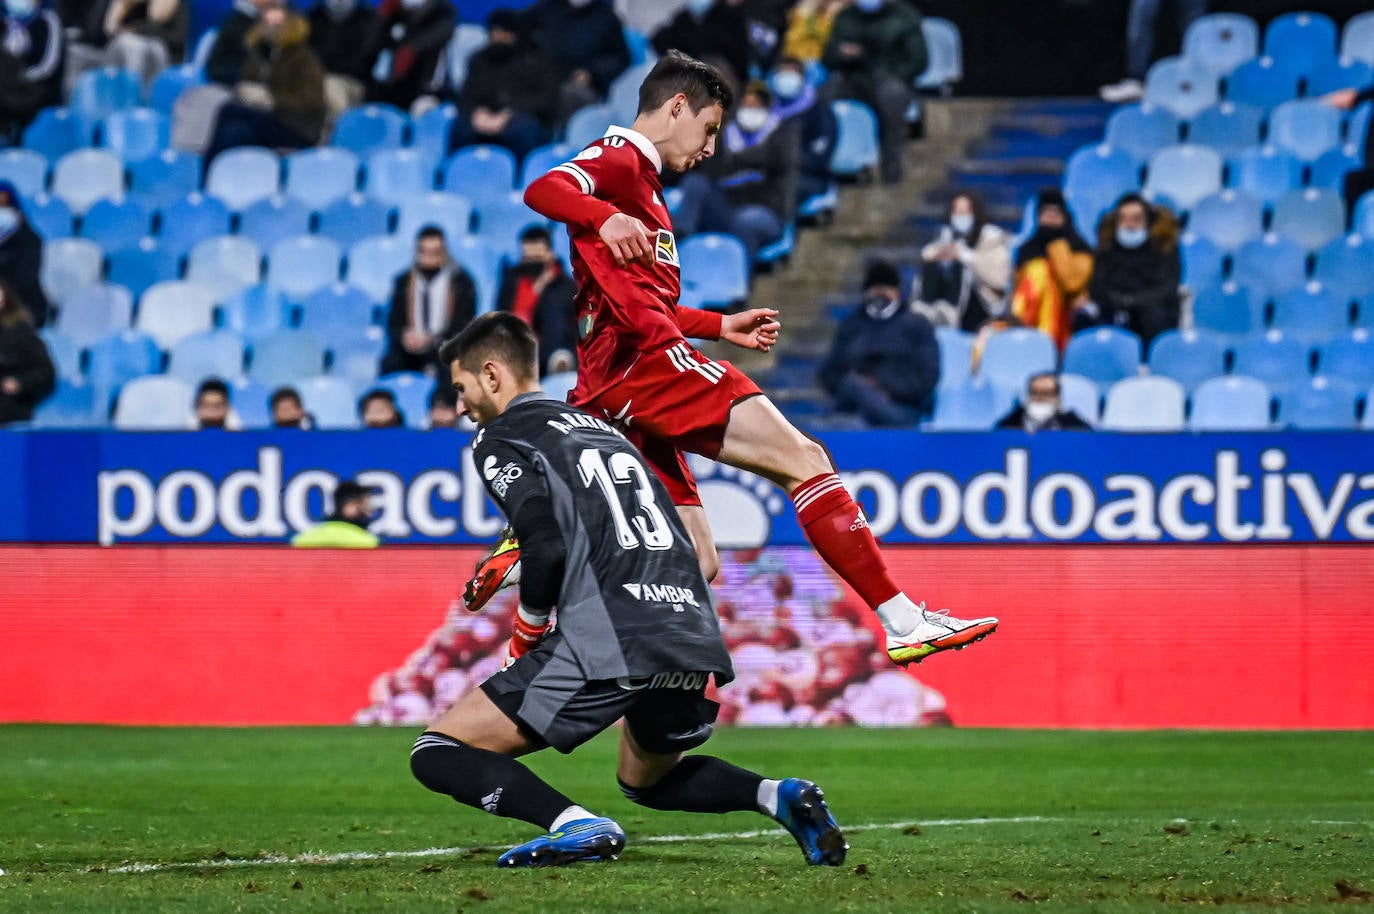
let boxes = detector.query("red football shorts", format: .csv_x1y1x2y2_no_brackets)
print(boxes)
572,341,762,506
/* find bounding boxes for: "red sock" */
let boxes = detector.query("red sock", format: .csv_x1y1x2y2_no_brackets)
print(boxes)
792,473,900,610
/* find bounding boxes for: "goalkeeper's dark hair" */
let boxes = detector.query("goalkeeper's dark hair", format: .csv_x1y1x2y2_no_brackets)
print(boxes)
439,312,539,383
638,50,734,115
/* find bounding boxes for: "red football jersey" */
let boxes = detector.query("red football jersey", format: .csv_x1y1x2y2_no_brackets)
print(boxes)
524,126,724,403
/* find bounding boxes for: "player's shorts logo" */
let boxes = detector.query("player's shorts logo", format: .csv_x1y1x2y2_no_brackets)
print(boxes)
655,229,679,268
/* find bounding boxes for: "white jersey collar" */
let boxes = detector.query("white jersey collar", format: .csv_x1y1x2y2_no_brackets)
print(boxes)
604,125,663,173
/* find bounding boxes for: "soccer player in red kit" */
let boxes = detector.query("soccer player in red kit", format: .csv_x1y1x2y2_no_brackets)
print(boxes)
518,51,996,666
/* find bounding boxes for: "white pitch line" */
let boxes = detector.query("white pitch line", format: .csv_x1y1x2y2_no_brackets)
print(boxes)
100,816,1057,875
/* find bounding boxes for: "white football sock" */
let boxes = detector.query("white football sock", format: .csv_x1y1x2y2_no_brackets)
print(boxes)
876,593,921,637
550,805,596,831
756,779,781,817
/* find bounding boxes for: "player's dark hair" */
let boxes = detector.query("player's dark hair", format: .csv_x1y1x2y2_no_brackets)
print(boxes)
196,378,229,401
519,225,552,246
438,312,538,383
270,386,301,409
638,49,734,114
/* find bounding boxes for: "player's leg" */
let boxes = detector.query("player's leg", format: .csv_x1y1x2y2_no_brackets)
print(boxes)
627,428,722,582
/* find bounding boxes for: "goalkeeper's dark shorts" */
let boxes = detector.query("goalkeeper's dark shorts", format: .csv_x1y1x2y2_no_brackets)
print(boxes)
481,630,720,755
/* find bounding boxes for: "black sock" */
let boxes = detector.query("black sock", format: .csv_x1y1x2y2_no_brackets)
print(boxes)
410,731,575,830
619,755,764,814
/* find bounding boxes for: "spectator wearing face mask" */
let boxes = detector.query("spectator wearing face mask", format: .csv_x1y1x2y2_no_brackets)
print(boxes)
1083,193,1180,347
270,386,313,429
291,480,381,547
194,378,241,430
0,182,49,327
359,389,405,429
818,259,940,427
916,191,1011,333
520,0,630,126
996,372,1090,432
427,385,458,429
496,225,577,376
368,0,457,112
382,226,477,376
0,277,54,426
651,0,751,87
1011,189,1094,350
449,10,557,164
0,0,64,144
308,0,382,114
768,56,837,207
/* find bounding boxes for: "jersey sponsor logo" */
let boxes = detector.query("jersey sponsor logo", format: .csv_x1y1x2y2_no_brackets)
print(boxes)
622,581,700,607
666,342,725,385
649,671,709,691
578,313,595,340
654,229,679,268
482,456,524,498
573,145,602,161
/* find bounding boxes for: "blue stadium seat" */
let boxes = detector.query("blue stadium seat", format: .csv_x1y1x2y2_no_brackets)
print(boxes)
1312,234,1374,303
918,17,964,92
40,238,103,305
283,147,360,210
316,193,392,247
50,149,123,215
978,327,1057,392
1183,13,1259,76
829,100,880,177
329,326,387,387
473,192,547,258
449,235,502,313
1270,282,1352,342
107,240,179,299
394,191,473,244
1228,145,1302,205
205,147,280,211
1354,294,1374,329
410,104,457,163
1063,326,1143,385
1062,145,1139,237
1277,375,1361,428
520,142,577,189
1355,189,1374,240
1180,232,1226,289
934,327,974,389
146,64,201,115
1232,234,1309,299
21,107,84,160
1307,144,1364,191
237,195,314,251
248,331,328,388
85,329,162,408
128,149,200,207
218,284,291,340
266,236,342,300
191,27,218,70
1058,373,1101,424
929,380,1012,431
679,233,748,311
31,379,100,428
156,193,233,258
98,108,169,163
40,327,82,380
1101,376,1186,431
564,103,615,151
373,371,435,429
185,235,263,301
345,235,412,303
1268,100,1342,162
226,377,272,429
167,330,246,385
1105,104,1181,166
1144,144,1223,211
442,144,518,207
23,193,72,240
1270,188,1345,251
54,284,134,348
363,149,435,202
1230,329,1311,395
1224,56,1300,109
297,375,361,429
113,375,195,430
1318,329,1374,388
1184,102,1264,158
136,279,218,348
332,104,409,156
79,197,153,252
798,183,840,223
1192,282,1262,336
1189,375,1273,429
297,283,375,334
70,67,141,136
1348,102,1373,146
1304,58,1374,97
447,22,489,89
1263,12,1337,75
608,61,655,123
1144,56,1219,118
1148,328,1227,391
1343,11,1374,66
1186,190,1263,250
0,148,48,198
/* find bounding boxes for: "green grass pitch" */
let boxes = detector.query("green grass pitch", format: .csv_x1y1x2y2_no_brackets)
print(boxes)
2,726,1371,912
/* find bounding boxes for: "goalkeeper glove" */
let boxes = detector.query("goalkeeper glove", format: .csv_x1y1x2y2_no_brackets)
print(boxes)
501,604,552,670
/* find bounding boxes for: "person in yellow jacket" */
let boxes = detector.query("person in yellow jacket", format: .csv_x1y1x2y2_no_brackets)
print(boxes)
291,480,381,548
1011,190,1094,350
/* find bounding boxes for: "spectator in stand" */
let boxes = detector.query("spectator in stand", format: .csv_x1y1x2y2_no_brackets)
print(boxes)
768,56,837,208
651,0,752,87
449,10,557,164
194,378,239,430
521,0,630,125
291,480,380,547
496,225,578,376
820,0,925,184
782,0,845,64
0,183,49,327
0,278,54,425
1322,84,1374,220
270,386,313,429
204,0,269,86
359,388,405,429
1011,189,1094,350
382,227,477,376
818,259,939,427
204,2,326,162
675,81,798,261
64,0,188,92
368,0,456,112
428,386,458,429
0,0,64,145
307,0,381,116
915,191,1011,333
1084,193,1179,346
1100,0,1207,104
996,371,1091,432
739,0,792,74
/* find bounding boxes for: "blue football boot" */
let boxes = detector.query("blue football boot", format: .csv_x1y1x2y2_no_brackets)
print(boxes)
496,817,627,868
773,778,847,866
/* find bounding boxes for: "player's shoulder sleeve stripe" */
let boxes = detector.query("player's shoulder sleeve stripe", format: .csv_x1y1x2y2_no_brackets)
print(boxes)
551,162,595,195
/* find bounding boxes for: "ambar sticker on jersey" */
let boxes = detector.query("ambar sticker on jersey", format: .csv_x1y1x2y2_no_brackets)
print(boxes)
655,229,679,268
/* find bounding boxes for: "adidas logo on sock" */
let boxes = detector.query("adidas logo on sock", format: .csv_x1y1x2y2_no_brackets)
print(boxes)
481,788,503,813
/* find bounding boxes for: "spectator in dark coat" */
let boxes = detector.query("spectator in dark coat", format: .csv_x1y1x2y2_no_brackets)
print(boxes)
0,1,63,144
205,0,267,86
382,227,477,376
449,10,556,163
1084,192,1180,346
768,56,837,206
997,372,1091,431
0,278,55,425
0,182,49,328
1322,83,1374,220
819,259,939,427
496,226,578,376
521,0,630,124
308,0,381,84
651,0,752,86
368,0,456,111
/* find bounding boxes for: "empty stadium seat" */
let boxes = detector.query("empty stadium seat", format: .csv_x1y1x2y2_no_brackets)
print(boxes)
332,104,409,156
373,371,435,429
1318,329,1374,388
1228,145,1302,204
329,326,387,387
136,280,217,348
1224,56,1300,109
113,375,194,430
1191,282,1262,336
394,191,473,244
521,142,577,189
54,284,134,348
296,375,361,429
1183,13,1259,75
128,149,200,206
0,148,48,198
237,195,314,251
345,235,412,302
934,327,974,388
1230,329,1311,394
297,283,375,333
1063,144,1140,228
1189,375,1272,429
564,103,615,151
1184,102,1263,158
978,327,1057,391
442,144,518,206
918,17,964,92
99,108,169,163
40,327,81,380
266,236,342,300
226,377,272,429
1232,234,1309,299
410,104,457,163
1058,373,1102,424
1148,328,1227,391
50,149,123,215
1343,11,1374,66
185,235,263,301
147,64,201,115
106,240,179,299
679,233,748,311
71,67,140,136
1270,188,1345,250
157,193,233,257
1263,12,1337,74
1313,234,1374,303
1186,190,1263,250
1277,375,1361,429
364,148,435,202
218,284,291,340
40,238,103,304
1270,282,1352,342
829,100,880,176
86,329,161,407
449,236,502,313
23,193,73,240
31,379,100,428
1307,144,1364,191
1144,57,1219,118
607,61,654,123
283,147,360,210
1304,58,1374,97
205,147,280,211
21,107,84,160
1101,376,1186,431
929,380,1013,431
1144,144,1223,210
1180,232,1226,289
1105,104,1181,165
1268,100,1342,162
248,332,328,388
167,330,246,385
79,197,153,251
316,193,392,247
1063,326,1143,385
474,193,546,257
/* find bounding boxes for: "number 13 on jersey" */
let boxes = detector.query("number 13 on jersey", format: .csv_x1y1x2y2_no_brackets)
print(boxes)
577,448,675,551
